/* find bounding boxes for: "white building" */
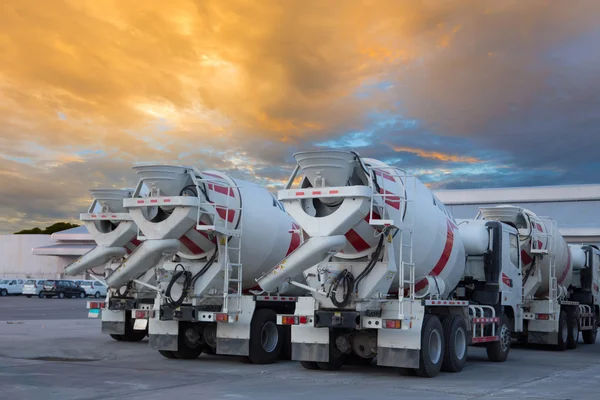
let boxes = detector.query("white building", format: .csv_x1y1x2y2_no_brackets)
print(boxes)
0,227,93,279
434,183,600,246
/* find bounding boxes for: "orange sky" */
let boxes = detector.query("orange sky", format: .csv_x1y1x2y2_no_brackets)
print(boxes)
1,0,598,233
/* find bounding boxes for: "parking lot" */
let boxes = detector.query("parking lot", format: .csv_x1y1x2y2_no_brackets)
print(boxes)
0,295,598,400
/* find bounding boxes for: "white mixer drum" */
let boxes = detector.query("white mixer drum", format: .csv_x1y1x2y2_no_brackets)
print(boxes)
127,165,304,292
291,152,466,298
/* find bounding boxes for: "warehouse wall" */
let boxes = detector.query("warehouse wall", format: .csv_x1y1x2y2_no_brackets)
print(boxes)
0,235,82,279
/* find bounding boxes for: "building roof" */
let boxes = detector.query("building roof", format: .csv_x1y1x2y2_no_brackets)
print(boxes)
51,226,92,241
434,183,600,205
32,244,95,256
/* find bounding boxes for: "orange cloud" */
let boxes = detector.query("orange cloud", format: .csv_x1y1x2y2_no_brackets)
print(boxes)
390,146,480,163
0,0,597,233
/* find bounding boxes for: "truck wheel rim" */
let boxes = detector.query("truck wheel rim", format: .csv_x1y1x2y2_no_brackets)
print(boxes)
572,323,578,342
429,330,442,364
261,321,278,353
500,325,510,352
455,327,466,359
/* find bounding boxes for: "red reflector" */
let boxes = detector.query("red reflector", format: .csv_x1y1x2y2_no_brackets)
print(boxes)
329,190,339,194
384,319,402,329
536,314,550,320
299,316,308,324
137,200,144,204
135,311,147,319
216,313,228,322
295,192,304,196
150,199,158,203
312,191,321,195
164,199,171,203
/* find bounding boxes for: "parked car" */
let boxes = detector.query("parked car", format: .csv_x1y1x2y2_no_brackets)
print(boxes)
39,279,86,299
78,280,107,298
0,279,25,296
22,279,46,297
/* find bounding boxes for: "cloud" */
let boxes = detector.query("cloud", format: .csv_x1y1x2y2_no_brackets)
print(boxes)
389,146,480,164
1,0,599,232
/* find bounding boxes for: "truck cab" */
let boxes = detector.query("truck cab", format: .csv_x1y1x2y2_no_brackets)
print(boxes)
456,220,524,335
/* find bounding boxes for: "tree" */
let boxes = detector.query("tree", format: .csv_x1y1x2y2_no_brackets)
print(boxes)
14,222,79,235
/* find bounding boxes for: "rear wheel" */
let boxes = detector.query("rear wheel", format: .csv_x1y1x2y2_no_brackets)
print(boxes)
58,292,65,299
94,292,101,298
79,291,86,299
172,322,203,359
316,331,345,371
555,310,568,351
122,313,147,342
486,314,511,362
38,292,45,299
566,308,579,349
248,309,282,364
441,314,468,373
582,316,597,344
0,289,7,296
159,350,177,359
300,361,320,370
416,314,445,378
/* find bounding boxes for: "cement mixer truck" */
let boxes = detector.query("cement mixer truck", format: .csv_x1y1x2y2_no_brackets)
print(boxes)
63,188,152,342
258,150,521,378
464,207,599,349
113,164,309,363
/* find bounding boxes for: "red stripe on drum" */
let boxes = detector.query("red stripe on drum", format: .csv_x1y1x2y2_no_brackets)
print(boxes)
179,235,205,255
415,220,455,292
345,229,371,252
558,245,571,285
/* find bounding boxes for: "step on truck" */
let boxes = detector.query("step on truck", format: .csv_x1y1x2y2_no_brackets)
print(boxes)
114,164,309,362
255,150,522,377
467,207,599,349
64,188,153,342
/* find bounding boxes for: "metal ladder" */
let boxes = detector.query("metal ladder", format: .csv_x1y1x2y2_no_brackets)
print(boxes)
189,171,244,315
531,217,557,313
365,164,416,319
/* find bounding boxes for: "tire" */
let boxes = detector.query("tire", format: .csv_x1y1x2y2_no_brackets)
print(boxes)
300,361,320,370
26,295,32,298
110,334,125,341
0,289,7,296
555,310,568,351
38,292,45,299
486,314,511,362
416,314,445,378
248,309,282,364
79,291,86,299
159,350,177,359
441,314,468,373
172,322,203,359
397,367,417,376
566,308,579,350
582,316,597,344
316,331,345,371
58,292,65,299
122,313,147,343
94,292,101,298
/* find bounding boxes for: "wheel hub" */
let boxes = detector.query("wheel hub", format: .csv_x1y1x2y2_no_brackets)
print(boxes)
261,321,279,353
